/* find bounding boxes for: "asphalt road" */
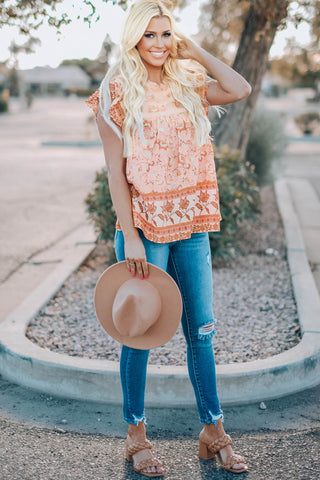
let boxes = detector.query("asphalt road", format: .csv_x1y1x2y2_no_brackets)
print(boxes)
1,375,319,480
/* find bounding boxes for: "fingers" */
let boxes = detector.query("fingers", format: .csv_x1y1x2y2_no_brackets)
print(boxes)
126,258,134,275
141,258,149,279
126,258,149,279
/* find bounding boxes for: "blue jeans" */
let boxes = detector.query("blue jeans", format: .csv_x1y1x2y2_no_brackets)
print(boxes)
114,229,223,425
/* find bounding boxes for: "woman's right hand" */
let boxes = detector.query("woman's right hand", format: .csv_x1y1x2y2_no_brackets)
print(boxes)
124,234,149,279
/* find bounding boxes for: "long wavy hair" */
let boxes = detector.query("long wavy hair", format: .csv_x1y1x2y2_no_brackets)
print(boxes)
99,0,213,156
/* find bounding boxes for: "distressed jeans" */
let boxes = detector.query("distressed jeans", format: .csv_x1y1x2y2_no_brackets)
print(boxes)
114,229,223,425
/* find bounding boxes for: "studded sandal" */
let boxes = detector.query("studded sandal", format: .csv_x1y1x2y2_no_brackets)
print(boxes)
125,437,164,477
199,432,248,474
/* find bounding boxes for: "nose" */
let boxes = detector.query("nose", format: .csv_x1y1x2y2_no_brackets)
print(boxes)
155,35,164,48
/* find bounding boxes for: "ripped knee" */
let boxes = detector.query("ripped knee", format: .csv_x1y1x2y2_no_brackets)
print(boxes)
198,320,216,340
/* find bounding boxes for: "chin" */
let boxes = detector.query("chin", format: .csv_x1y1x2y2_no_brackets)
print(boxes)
148,55,169,67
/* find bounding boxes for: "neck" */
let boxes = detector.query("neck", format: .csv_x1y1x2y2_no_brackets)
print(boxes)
145,65,163,85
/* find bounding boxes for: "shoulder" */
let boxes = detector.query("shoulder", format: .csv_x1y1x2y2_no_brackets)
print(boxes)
108,76,125,128
109,76,124,99
187,68,208,97
186,68,210,115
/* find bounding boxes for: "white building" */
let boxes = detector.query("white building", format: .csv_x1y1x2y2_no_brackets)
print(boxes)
19,65,91,95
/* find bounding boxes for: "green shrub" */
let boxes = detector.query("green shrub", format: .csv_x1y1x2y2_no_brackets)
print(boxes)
64,88,96,97
0,98,8,113
209,146,261,258
246,107,288,186
294,111,320,135
85,147,260,261
85,169,116,241
85,170,117,262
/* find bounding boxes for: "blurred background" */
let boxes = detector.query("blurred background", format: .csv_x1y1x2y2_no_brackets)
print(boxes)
1,1,319,156
1,0,319,146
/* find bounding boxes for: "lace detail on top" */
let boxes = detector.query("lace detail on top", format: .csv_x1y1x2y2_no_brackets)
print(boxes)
85,89,99,117
109,78,125,127
196,79,209,116
86,76,221,243
86,79,125,128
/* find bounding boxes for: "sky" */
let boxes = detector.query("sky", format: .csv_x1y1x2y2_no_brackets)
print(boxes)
0,0,313,70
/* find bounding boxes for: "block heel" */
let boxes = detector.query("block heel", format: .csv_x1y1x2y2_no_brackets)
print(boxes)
199,440,216,459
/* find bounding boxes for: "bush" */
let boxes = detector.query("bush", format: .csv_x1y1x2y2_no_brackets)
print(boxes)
64,88,96,97
85,147,260,261
246,107,288,186
209,146,261,258
85,169,116,240
294,111,320,135
85,170,117,261
0,98,8,113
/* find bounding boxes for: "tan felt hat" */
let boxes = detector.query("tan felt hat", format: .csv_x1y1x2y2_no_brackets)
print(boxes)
94,261,183,349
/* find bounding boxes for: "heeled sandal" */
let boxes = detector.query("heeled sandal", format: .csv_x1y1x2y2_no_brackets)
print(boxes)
125,437,164,477
199,432,248,474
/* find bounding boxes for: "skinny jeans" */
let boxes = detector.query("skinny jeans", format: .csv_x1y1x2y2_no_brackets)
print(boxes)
114,229,223,425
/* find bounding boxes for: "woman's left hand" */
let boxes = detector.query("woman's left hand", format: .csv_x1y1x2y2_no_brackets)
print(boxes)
175,36,252,105
176,37,199,61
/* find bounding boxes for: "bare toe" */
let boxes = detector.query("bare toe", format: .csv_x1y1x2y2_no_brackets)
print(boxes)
233,462,247,470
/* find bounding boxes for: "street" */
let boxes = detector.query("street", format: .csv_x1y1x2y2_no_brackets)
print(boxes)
1,375,319,480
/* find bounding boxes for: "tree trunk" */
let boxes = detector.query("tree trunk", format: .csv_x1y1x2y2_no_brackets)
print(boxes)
214,0,289,157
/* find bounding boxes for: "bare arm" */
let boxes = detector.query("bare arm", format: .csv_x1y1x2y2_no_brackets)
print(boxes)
96,113,148,278
177,38,251,105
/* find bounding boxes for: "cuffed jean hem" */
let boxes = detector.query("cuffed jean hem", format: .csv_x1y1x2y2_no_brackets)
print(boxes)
200,410,224,427
124,414,147,426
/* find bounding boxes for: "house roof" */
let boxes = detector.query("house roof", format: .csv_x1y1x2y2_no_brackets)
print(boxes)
19,65,90,85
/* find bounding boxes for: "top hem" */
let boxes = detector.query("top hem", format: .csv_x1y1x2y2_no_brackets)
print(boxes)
116,218,221,244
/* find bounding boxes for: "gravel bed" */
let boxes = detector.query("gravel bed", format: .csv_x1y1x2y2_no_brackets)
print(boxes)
26,185,301,365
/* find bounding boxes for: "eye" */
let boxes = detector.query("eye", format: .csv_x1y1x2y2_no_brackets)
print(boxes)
163,32,171,37
144,33,154,38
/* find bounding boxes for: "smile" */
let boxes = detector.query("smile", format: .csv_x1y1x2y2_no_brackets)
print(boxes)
149,51,167,58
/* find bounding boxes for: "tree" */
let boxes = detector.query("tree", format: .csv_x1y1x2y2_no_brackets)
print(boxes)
269,43,320,88
198,0,319,157
0,1,127,34
0,0,186,34
215,0,289,157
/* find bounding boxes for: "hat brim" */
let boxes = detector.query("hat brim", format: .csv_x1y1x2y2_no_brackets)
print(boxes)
94,261,183,349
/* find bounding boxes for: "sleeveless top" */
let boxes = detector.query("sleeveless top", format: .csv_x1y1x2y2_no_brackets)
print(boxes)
86,76,222,243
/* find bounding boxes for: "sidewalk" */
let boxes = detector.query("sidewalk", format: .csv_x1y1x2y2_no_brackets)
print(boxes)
0,97,319,408
0,97,100,322
281,141,320,294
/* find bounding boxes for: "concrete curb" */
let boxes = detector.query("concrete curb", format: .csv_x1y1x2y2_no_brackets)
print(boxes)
41,140,101,147
0,181,320,406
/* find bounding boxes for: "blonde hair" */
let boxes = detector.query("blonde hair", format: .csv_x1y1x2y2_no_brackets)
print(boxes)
99,0,212,156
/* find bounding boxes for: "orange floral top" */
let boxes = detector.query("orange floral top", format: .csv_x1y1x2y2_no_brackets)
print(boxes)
86,77,221,243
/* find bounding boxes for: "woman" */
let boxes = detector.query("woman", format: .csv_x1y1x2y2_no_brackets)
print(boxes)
87,0,251,476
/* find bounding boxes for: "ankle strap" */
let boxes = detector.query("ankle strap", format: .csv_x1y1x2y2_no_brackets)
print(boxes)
127,439,152,456
207,434,232,454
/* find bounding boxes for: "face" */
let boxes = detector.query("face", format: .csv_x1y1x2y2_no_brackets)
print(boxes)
136,16,173,72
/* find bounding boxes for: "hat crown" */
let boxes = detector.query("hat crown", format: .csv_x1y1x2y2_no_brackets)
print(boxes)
94,261,183,349
112,279,162,337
